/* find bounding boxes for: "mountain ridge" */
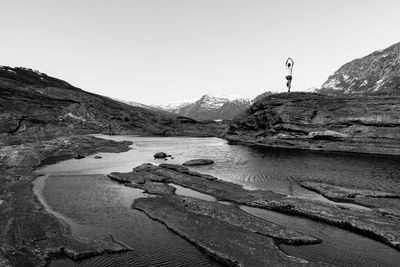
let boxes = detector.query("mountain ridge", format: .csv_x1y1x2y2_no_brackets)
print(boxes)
155,93,252,121
318,41,400,95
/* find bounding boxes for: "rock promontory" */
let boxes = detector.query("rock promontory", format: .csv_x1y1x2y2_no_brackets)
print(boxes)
223,92,400,155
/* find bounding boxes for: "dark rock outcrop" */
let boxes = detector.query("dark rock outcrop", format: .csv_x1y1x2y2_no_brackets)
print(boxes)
318,42,400,96
113,163,400,252
223,92,400,155
182,159,214,166
154,152,168,159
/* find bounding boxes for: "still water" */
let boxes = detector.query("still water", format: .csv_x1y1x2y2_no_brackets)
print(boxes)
34,135,400,266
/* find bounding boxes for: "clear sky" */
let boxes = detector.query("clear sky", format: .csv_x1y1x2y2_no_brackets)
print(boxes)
1,0,399,104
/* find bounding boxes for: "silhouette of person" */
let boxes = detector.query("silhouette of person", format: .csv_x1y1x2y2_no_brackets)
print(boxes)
285,58,294,92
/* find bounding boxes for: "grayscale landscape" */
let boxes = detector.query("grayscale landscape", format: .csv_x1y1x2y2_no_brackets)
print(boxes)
1,1,400,266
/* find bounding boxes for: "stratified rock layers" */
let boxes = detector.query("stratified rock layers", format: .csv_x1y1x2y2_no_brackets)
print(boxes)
223,92,400,155
110,163,400,257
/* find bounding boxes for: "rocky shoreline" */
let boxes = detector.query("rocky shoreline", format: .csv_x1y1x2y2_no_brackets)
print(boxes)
0,135,133,266
109,163,400,266
2,134,400,266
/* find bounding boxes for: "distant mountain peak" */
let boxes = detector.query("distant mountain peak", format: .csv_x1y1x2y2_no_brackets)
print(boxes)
152,98,197,111
154,93,252,120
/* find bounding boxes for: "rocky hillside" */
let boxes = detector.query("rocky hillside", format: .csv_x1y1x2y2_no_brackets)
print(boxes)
163,94,252,121
0,66,225,144
318,42,400,95
223,92,400,155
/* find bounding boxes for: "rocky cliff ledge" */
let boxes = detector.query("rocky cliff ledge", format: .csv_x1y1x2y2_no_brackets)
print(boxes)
223,92,400,155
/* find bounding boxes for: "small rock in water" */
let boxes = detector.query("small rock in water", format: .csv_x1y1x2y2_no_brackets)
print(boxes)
74,154,85,159
183,159,214,166
94,155,102,159
154,152,168,159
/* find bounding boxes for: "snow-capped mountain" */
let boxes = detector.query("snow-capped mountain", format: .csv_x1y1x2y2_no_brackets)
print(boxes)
318,41,400,95
152,98,197,112
156,94,252,121
111,98,160,111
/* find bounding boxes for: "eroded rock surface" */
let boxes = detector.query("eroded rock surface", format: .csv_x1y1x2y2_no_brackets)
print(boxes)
300,182,400,200
223,92,400,155
300,181,400,218
0,135,132,266
113,163,400,252
133,196,327,267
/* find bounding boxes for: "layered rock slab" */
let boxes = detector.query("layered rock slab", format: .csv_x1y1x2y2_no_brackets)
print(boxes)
110,173,318,246
300,181,400,218
223,92,400,155
113,163,400,252
133,196,326,266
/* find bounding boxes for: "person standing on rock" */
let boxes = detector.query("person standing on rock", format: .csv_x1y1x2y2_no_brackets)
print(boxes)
285,57,294,92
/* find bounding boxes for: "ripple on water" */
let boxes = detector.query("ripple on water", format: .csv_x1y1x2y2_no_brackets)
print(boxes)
34,136,400,266
38,174,220,267
240,206,400,267
169,182,400,267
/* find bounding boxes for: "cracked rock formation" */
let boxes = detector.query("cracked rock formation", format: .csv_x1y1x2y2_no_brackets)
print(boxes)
223,92,400,155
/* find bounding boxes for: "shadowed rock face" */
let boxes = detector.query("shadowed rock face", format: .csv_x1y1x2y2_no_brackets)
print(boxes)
223,92,400,155
318,42,400,96
0,66,226,145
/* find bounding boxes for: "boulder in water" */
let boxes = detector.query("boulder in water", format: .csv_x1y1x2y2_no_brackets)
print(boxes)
183,159,214,166
154,152,168,159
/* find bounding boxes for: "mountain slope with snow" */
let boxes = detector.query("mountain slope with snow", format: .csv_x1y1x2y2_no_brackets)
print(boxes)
318,42,400,95
152,98,197,112
168,94,252,120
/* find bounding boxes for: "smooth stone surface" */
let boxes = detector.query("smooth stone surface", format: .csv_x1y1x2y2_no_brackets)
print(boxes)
183,159,215,166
